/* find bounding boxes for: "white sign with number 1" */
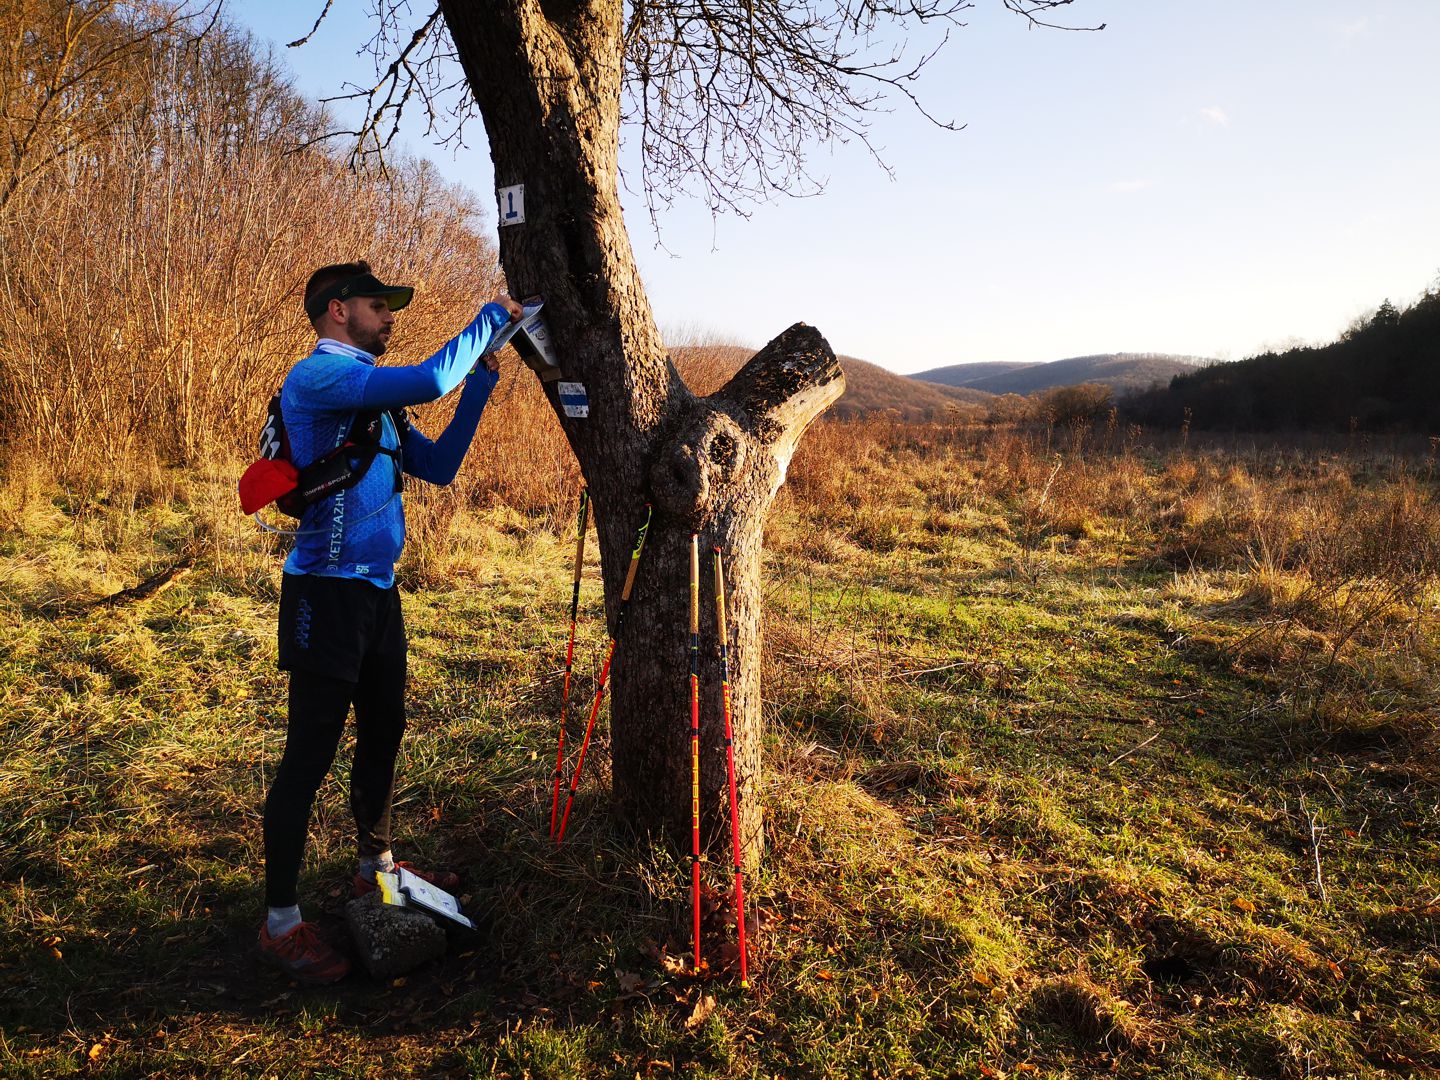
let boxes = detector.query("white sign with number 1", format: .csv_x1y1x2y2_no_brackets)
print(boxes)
498,184,525,226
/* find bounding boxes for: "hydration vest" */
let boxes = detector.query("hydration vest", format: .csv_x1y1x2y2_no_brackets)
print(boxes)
239,392,406,518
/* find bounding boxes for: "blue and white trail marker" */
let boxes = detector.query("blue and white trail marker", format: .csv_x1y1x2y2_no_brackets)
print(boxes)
557,382,589,419
498,184,525,226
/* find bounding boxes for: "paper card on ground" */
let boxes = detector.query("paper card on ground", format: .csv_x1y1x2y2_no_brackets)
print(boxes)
394,866,474,929
376,870,407,908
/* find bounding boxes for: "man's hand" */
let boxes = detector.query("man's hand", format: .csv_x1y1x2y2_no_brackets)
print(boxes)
480,295,524,373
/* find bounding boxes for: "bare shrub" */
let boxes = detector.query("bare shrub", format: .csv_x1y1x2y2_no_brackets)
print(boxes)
1037,382,1113,427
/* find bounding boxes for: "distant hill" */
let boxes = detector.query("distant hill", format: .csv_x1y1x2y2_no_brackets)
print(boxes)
912,353,1211,396
670,344,991,420
832,355,991,420
1125,293,1440,432
906,361,1032,387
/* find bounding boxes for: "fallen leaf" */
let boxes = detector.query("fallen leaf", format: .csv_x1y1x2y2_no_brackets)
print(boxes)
88,1043,104,1060
684,994,717,1031
1232,897,1257,913
815,969,834,981
392,977,407,989
617,971,645,995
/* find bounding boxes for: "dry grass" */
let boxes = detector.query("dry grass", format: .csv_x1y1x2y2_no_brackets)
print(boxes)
2,417,1439,1077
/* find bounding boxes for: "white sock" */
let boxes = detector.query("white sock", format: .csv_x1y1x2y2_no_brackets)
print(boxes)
359,851,396,877
267,905,301,937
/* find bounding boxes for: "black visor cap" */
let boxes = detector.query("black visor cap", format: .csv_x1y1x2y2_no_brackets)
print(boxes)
304,273,415,321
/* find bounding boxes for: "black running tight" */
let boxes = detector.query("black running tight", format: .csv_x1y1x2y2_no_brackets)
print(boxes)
262,654,407,908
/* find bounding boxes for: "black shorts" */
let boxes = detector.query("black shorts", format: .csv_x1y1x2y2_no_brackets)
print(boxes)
277,573,406,683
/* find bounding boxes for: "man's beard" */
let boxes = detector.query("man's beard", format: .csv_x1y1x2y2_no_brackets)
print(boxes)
355,327,389,357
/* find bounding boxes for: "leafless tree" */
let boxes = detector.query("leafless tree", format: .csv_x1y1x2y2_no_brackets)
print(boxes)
0,0,219,223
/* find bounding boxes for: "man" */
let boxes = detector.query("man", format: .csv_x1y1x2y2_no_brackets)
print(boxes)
258,260,521,984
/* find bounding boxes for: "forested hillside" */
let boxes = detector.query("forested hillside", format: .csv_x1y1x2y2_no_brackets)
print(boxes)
907,360,1032,386
1126,291,1440,431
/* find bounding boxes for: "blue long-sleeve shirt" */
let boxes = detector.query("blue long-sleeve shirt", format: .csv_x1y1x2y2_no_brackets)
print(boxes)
281,303,513,587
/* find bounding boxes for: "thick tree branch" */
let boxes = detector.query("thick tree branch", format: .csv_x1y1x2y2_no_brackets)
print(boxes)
717,322,845,446
649,323,844,526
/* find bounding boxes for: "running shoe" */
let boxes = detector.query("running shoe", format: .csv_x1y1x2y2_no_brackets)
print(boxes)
258,922,350,985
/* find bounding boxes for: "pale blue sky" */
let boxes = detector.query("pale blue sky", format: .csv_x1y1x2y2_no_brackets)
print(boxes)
233,1,1439,373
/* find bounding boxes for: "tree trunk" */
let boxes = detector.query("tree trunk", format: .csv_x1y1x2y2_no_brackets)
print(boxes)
441,1,844,861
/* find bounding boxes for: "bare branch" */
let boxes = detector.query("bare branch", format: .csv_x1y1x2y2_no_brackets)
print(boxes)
619,1,980,221
310,1,1102,210
0,0,221,221
1002,0,1104,31
307,3,455,174
285,0,338,48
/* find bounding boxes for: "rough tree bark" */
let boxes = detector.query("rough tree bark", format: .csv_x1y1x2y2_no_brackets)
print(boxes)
440,1,843,861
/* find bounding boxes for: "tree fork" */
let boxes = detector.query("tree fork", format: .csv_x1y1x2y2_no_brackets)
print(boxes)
617,326,843,857
441,2,844,860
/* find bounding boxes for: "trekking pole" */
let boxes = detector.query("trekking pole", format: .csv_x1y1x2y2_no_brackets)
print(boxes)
688,533,703,970
555,503,652,844
549,488,589,837
713,545,750,987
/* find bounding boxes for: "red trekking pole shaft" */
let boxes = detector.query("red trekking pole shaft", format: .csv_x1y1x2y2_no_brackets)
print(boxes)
714,545,749,987
688,534,703,970
556,504,652,844
549,488,589,837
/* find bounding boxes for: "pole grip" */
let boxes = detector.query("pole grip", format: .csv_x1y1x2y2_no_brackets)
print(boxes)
570,488,589,584
618,503,652,604
689,534,700,635
712,547,729,644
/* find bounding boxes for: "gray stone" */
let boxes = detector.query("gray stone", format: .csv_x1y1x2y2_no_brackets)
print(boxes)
345,892,447,980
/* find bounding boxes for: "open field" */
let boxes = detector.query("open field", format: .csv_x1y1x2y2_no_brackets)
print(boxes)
1,421,1438,1078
